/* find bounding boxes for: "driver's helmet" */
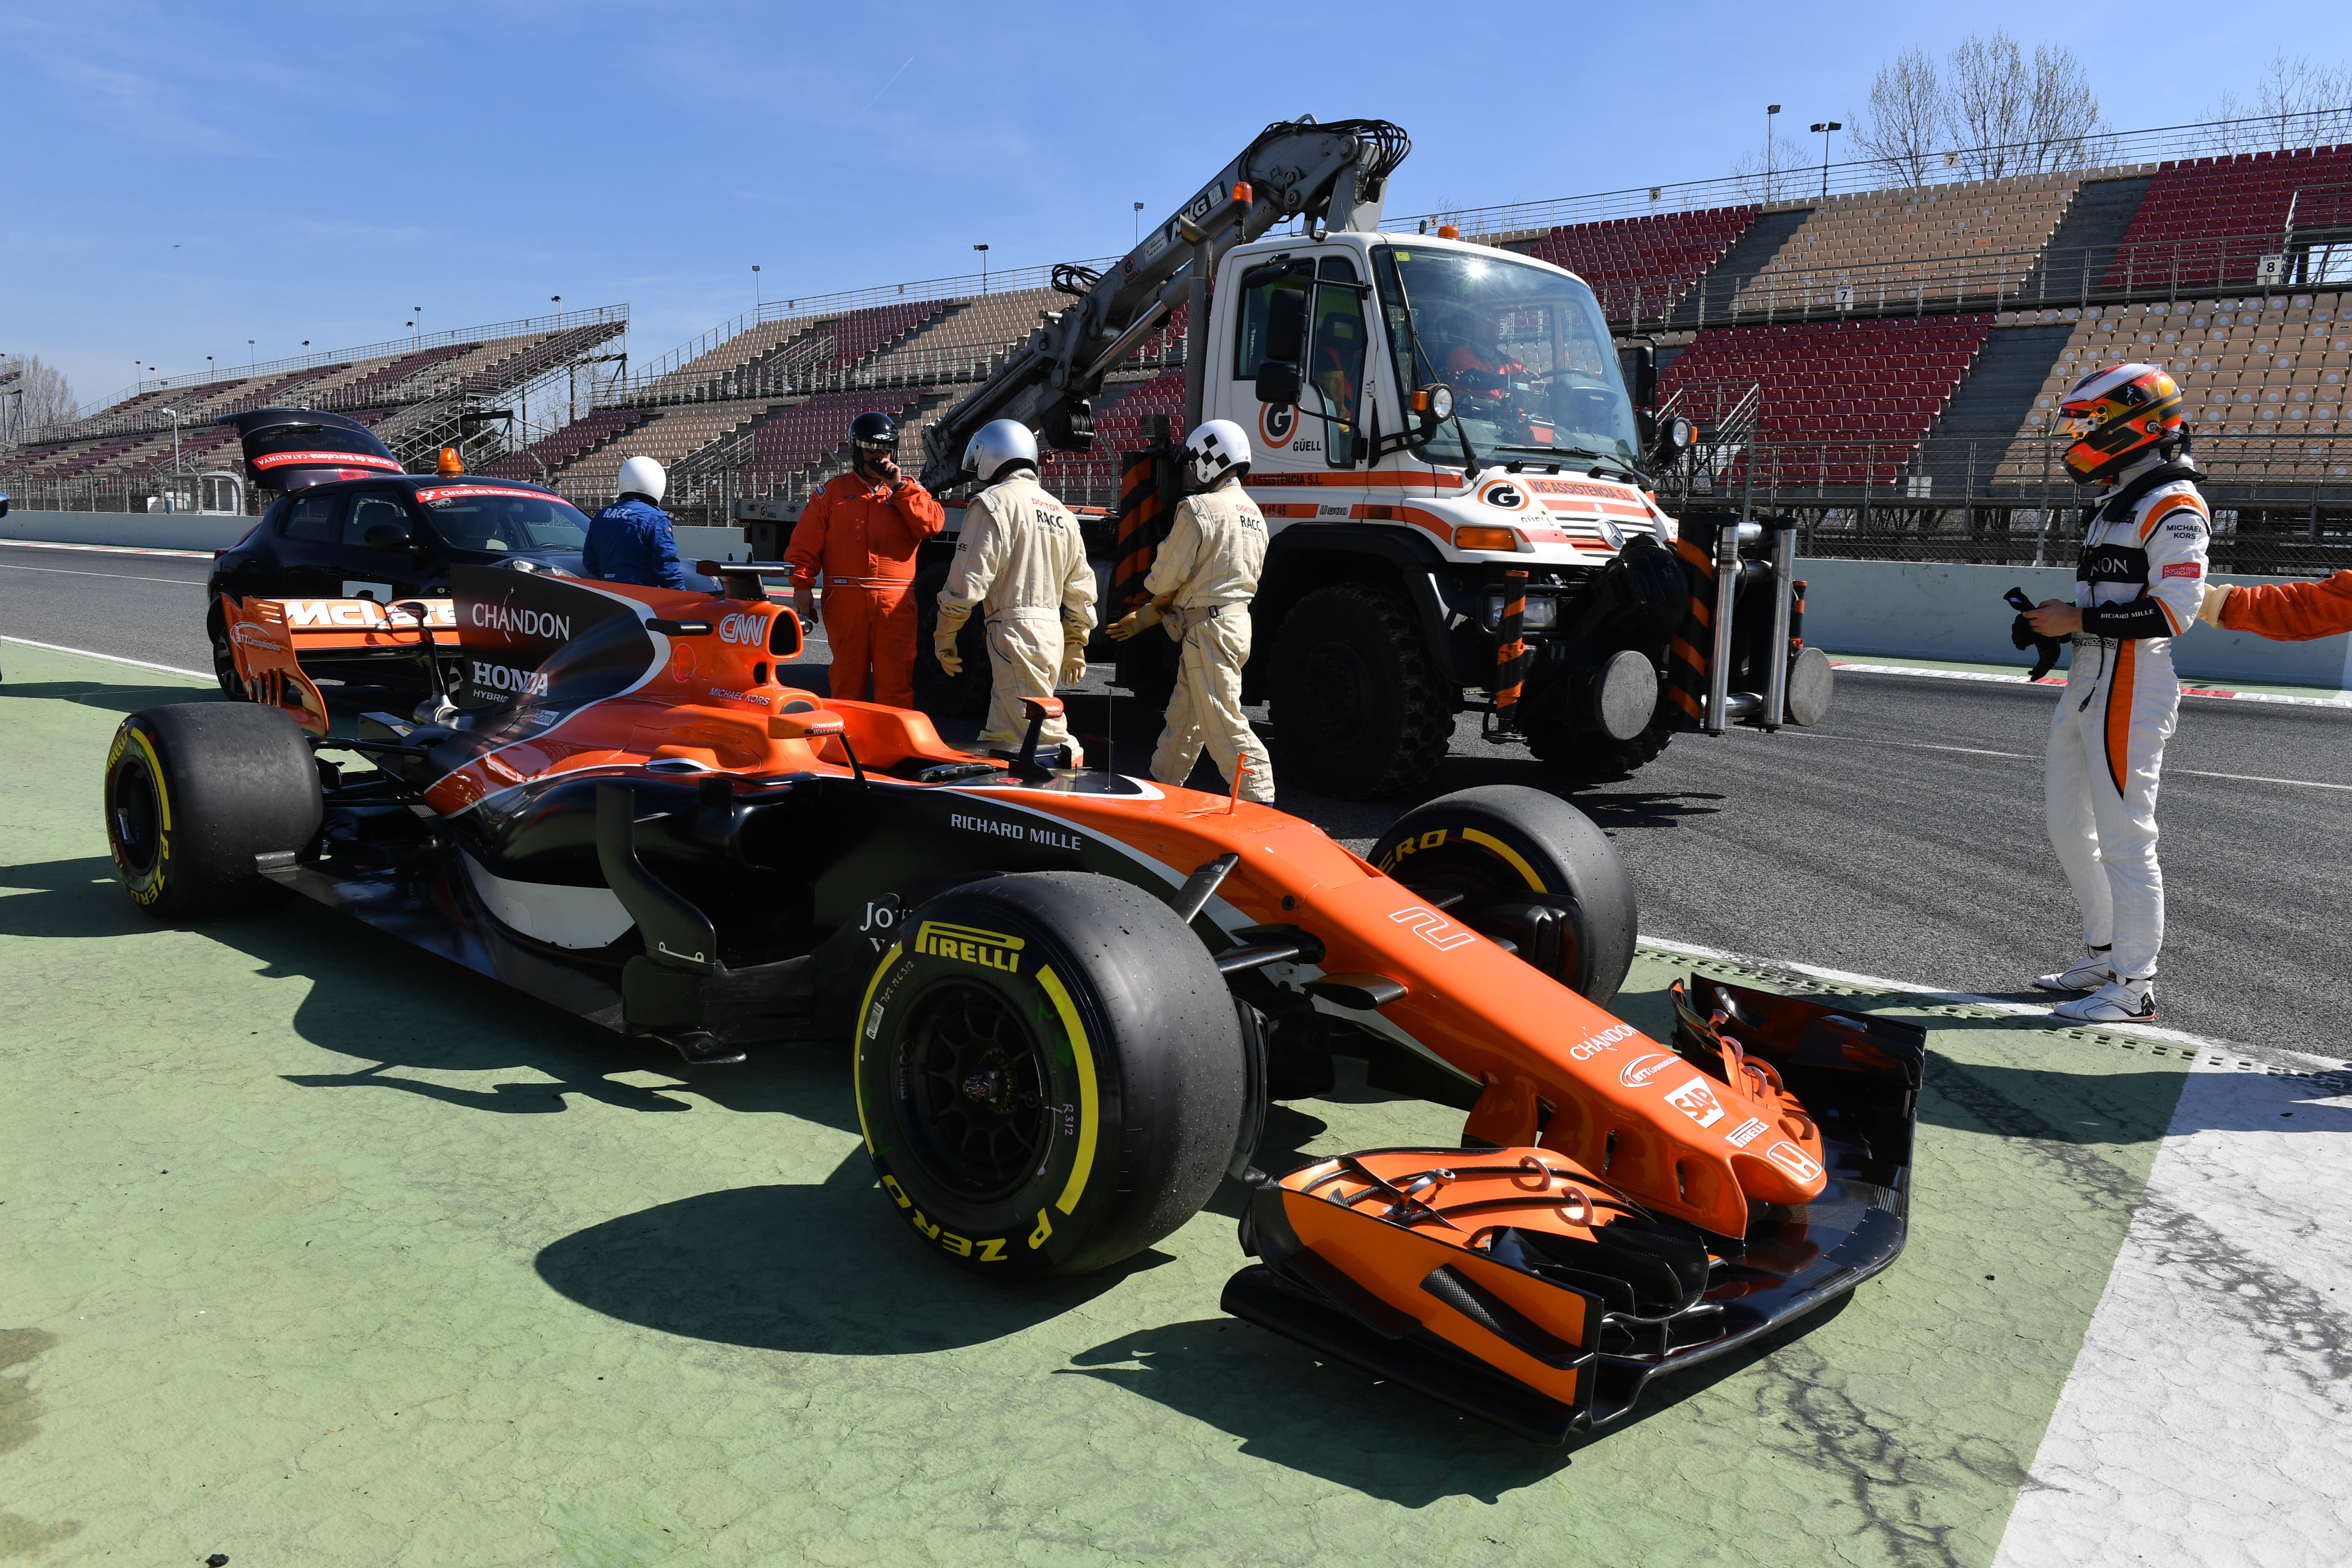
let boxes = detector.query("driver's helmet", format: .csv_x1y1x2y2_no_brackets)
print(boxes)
2056,362,2183,485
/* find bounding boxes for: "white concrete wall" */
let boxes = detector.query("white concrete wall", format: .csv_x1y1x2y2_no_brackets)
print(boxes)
0,510,756,569
0,509,257,551
1797,558,2350,690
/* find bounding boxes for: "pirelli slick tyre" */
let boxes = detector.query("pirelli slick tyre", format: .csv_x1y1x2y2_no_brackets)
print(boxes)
854,871,1245,1279
911,563,991,721
1269,582,1454,800
104,703,322,919
1369,784,1637,1006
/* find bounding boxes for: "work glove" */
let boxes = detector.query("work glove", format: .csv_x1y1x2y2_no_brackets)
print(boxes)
934,604,971,676
793,588,819,628
1104,596,1171,643
1059,630,1090,688
2004,585,2064,682
2196,581,2232,629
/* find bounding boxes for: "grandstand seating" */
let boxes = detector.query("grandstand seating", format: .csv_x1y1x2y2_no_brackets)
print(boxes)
741,388,938,478
340,343,479,401
1036,370,1187,502
1733,174,2082,313
1659,315,1994,485
1524,207,1758,318
651,315,825,397
2099,147,2352,291
483,407,654,480
1987,291,2349,479
552,398,784,495
861,289,1060,383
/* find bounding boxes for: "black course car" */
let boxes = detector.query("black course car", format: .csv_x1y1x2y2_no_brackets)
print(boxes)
205,408,600,694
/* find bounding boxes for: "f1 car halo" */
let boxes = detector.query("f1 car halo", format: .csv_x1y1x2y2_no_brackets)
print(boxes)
107,556,1921,1443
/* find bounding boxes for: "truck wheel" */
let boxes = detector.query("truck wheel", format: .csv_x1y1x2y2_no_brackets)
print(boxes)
104,704,323,919
855,871,1245,1279
1369,784,1636,1005
1525,714,1675,780
1269,582,1452,800
910,564,989,720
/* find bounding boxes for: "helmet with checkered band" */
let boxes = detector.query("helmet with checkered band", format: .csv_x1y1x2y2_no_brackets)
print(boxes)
2057,361,2184,485
1183,419,1250,489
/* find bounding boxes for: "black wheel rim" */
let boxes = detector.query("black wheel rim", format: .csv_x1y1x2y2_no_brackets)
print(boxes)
109,754,161,877
897,980,1051,1201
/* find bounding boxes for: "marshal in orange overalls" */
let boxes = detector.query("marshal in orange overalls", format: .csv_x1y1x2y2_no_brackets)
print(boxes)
785,473,946,709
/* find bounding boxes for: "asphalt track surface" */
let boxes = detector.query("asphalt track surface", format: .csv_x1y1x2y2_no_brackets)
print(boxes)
9,538,2345,1055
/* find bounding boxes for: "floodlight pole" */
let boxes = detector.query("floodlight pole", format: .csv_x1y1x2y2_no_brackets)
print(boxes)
974,243,990,294
1767,105,1780,202
1811,121,1843,201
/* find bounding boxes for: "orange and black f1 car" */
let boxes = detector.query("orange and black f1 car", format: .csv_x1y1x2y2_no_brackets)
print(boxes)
108,560,1920,1443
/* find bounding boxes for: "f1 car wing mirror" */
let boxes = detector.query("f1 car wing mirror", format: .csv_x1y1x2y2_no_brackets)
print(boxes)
364,523,413,551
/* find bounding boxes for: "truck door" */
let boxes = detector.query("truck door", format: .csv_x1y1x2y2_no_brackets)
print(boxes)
1225,253,1372,478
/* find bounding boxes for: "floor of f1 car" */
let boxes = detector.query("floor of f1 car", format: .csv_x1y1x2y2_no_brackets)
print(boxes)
3,643,2347,1567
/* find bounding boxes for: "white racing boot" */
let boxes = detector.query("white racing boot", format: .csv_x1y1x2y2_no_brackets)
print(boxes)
2050,975,2155,1024
2033,945,2114,993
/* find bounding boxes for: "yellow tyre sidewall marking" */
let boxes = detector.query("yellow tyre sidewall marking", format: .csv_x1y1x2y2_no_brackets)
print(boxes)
1037,964,1098,1217
853,941,904,1155
1462,827,1544,892
119,725,174,899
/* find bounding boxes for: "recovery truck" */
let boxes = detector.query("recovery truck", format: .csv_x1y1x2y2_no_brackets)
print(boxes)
746,117,1834,799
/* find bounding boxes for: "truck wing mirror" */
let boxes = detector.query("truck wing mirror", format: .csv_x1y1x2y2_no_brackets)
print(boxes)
1254,361,1302,408
1626,343,1658,410
1265,288,1309,364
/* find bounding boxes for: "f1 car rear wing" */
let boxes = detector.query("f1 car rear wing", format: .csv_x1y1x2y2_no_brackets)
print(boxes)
222,594,453,731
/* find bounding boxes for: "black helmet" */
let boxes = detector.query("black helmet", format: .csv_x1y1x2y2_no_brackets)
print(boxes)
849,410,898,478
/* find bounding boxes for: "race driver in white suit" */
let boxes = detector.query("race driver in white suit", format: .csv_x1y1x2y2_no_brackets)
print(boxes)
2022,361,2210,1025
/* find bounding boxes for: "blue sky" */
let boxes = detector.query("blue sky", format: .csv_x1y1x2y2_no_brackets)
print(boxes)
4,0,2345,410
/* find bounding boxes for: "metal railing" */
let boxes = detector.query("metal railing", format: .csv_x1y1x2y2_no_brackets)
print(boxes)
1391,108,2352,237
57,305,630,431
1591,223,2352,330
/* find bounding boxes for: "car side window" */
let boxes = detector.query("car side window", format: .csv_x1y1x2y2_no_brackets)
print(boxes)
343,492,411,547
280,493,343,543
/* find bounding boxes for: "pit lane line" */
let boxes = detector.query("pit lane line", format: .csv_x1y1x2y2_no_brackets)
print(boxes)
1640,933,2352,1083
0,538,214,559
0,636,209,679
0,562,208,586
1752,725,2352,791
1833,658,2352,709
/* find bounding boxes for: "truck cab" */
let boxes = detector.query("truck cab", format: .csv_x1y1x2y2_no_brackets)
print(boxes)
1193,232,1689,795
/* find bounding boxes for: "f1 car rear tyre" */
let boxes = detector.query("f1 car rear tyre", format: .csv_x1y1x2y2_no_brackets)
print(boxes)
206,607,244,699
855,871,1246,1279
104,703,323,919
911,564,990,721
1524,713,1674,780
1269,582,1453,800
1369,785,1636,1005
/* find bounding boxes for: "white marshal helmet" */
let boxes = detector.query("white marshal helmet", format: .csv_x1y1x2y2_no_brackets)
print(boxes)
617,454,668,503
962,419,1040,485
1184,419,1250,487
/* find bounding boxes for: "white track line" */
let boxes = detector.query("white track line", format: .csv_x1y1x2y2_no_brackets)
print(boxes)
1639,934,2351,1080
1832,659,2352,710
1,636,211,680
0,562,207,586
0,538,215,559
1764,728,2352,791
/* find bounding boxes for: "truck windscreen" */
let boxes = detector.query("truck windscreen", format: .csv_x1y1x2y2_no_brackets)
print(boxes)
1376,247,1642,470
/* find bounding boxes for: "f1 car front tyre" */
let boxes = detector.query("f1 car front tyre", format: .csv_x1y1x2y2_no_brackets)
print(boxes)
854,871,1245,1279
1269,582,1454,800
104,704,322,918
1370,785,1637,1005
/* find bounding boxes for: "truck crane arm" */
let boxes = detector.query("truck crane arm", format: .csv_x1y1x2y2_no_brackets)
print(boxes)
918,117,1410,493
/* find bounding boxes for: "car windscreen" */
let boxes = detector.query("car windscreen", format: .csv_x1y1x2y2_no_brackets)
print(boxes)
412,485,590,552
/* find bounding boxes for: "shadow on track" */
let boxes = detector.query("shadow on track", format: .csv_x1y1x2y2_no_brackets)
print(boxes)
532,1146,1159,1354
0,679,218,716
1057,1293,1855,1506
